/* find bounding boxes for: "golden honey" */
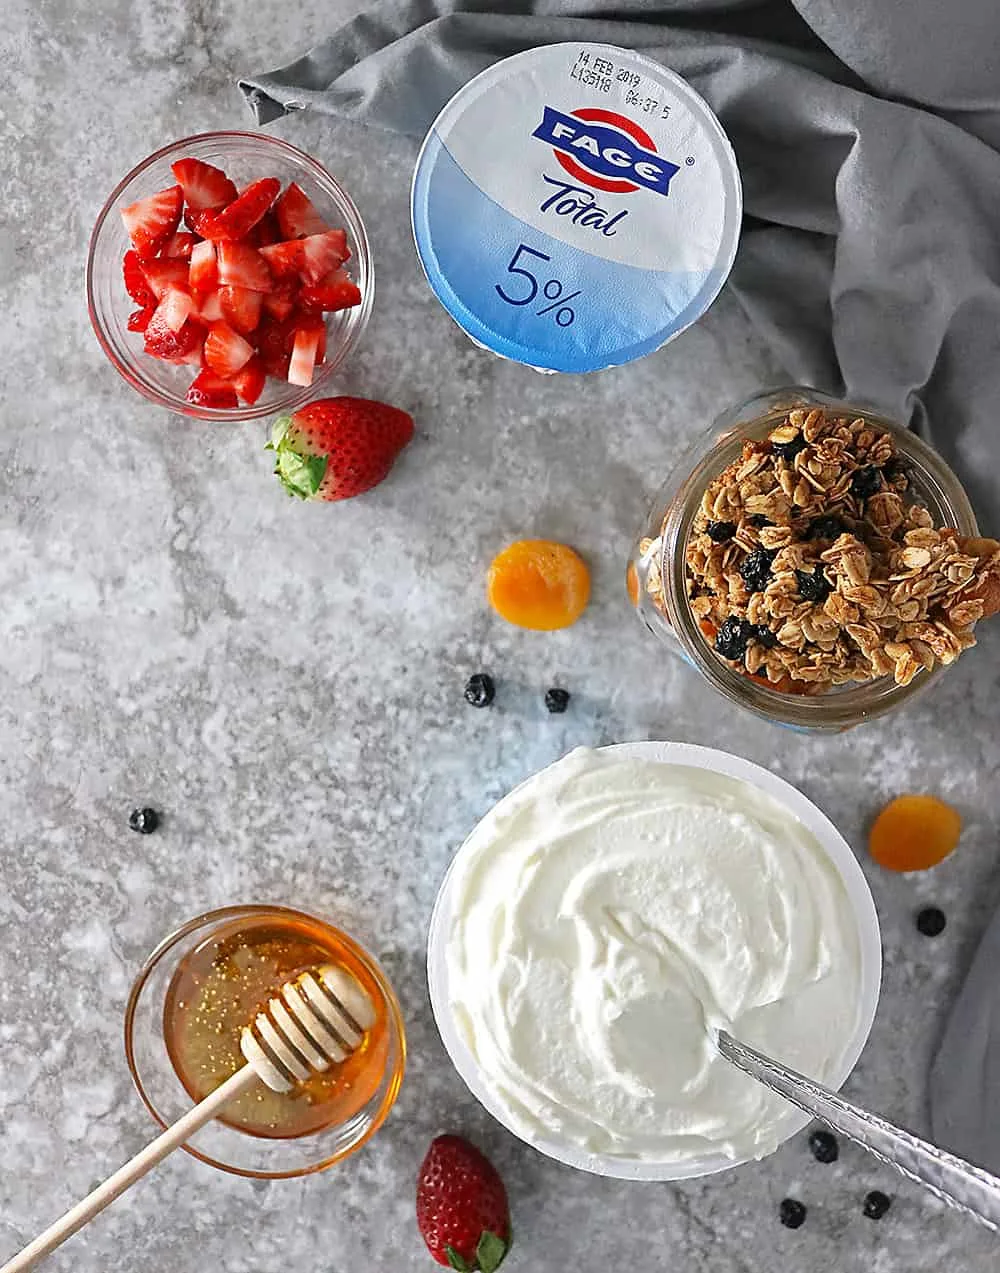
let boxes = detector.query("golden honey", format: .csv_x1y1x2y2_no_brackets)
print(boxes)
163,911,390,1139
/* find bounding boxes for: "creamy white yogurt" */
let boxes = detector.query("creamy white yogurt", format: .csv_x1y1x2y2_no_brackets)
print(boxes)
445,748,862,1163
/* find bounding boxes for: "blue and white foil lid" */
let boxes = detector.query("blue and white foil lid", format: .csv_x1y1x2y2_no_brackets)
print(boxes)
411,43,742,374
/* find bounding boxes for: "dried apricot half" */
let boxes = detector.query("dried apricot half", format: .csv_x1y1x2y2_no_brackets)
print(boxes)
868,794,961,872
488,539,590,631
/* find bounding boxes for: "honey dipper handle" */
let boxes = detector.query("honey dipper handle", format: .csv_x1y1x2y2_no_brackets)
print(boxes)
717,1030,1000,1233
0,1065,257,1273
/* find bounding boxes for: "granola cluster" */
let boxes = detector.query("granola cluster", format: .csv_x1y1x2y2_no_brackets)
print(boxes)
644,407,1000,693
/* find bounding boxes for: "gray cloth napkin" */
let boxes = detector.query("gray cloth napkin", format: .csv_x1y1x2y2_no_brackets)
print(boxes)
931,905,1000,1174
240,2,1000,1164
240,0,1000,528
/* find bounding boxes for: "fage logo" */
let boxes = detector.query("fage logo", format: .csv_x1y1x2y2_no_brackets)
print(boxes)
532,106,680,197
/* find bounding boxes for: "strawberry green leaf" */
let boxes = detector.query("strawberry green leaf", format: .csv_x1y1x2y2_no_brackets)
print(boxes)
273,449,328,499
266,415,293,451
475,1232,508,1273
445,1247,470,1272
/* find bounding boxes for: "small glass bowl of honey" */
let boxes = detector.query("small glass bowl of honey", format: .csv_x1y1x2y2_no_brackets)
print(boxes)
124,905,406,1178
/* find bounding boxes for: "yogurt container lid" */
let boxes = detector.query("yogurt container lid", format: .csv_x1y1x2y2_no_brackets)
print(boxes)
411,43,742,374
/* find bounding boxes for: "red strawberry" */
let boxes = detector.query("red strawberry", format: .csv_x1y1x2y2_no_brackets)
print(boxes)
259,239,304,279
121,185,183,258
216,241,272,292
197,288,224,322
185,207,217,236
232,356,266,405
186,368,239,410
274,182,328,239
204,320,254,377
123,250,156,307
170,157,237,211
141,257,189,300
299,229,349,284
144,300,202,361
287,325,322,387
256,315,295,378
299,268,362,313
159,287,195,333
201,177,281,241
162,231,197,259
248,209,281,247
188,240,218,293
416,1136,511,1272
262,279,298,321
267,396,413,502
127,306,155,332
219,284,263,334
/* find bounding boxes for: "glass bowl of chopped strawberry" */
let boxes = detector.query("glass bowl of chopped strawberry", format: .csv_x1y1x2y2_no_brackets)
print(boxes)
87,132,373,420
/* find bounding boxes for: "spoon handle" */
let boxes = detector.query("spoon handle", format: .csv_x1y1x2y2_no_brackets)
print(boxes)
717,1029,1000,1233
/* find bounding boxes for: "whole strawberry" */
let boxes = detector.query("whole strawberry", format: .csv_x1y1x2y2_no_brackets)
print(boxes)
267,396,414,501
416,1135,511,1272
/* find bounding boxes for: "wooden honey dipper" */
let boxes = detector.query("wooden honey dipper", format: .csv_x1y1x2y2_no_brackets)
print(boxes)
0,965,376,1273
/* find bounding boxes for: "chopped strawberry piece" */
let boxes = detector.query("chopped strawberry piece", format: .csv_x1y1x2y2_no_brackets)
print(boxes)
274,182,329,239
216,242,272,293
121,185,183,258
127,306,156,332
259,240,304,279
288,326,322,386
299,230,349,284
160,287,195,333
170,157,238,211
204,320,254,377
219,284,263,334
196,289,224,322
184,207,217,236
162,231,197,260
186,368,239,410
188,240,218,293
262,279,298,321
144,299,202,361
249,209,281,247
232,356,266,405
123,250,156,307
200,177,281,242
256,316,295,378
140,257,189,300
170,344,206,366
299,268,362,313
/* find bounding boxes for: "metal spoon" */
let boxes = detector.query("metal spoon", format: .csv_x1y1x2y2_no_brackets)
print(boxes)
718,1029,1000,1232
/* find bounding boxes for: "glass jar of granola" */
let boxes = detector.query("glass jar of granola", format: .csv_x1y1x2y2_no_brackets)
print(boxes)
628,387,1000,731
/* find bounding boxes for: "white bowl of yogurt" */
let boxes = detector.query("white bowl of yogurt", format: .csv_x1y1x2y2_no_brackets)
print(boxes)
427,743,881,1181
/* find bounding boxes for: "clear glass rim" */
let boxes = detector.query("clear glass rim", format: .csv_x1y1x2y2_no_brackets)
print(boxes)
86,131,374,422
123,904,406,1179
657,386,979,730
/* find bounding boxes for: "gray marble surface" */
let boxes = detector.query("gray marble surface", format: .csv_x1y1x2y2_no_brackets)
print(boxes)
2,2,999,1269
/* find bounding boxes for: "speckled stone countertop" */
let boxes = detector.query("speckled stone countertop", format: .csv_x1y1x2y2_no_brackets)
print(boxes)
1,2,998,1270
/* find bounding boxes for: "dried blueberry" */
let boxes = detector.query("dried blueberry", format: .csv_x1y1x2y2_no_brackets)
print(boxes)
771,434,807,461
128,807,159,835
863,1190,892,1220
740,548,776,593
747,514,773,529
881,458,908,486
916,906,946,937
752,624,778,649
808,1129,839,1163
714,616,755,661
705,520,737,543
779,1198,807,1229
796,567,832,603
805,515,848,542
851,466,883,499
545,688,570,714
464,673,495,708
